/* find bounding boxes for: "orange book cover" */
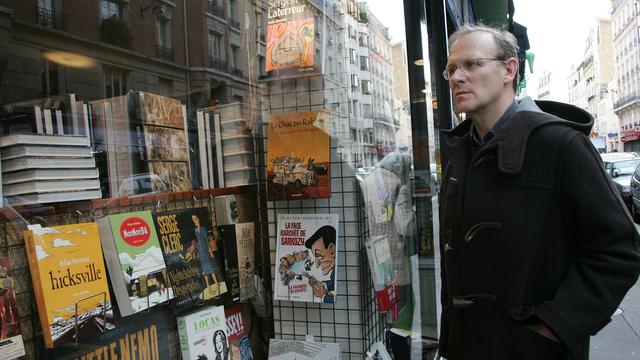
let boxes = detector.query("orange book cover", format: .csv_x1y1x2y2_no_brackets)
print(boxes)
267,110,330,200
24,223,113,348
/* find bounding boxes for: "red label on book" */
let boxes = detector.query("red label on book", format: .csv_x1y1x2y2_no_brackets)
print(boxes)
120,217,151,246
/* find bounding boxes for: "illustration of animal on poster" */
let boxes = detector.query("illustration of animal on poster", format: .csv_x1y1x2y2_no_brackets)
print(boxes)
267,110,330,201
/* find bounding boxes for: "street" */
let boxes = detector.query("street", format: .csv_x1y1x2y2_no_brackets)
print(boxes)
589,223,640,359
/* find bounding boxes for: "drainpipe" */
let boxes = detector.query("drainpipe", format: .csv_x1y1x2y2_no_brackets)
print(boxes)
183,0,191,109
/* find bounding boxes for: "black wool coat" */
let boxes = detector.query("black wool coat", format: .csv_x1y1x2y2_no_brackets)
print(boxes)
438,100,640,360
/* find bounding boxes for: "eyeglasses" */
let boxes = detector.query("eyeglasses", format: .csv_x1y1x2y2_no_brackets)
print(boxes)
442,58,506,80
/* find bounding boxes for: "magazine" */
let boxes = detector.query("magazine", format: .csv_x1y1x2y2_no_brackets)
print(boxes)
274,214,339,303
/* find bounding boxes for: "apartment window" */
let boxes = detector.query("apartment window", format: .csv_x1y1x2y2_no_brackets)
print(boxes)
104,68,127,98
159,78,173,96
156,17,172,61
208,31,225,70
363,104,372,118
258,55,266,77
37,0,64,29
100,0,124,20
231,45,242,76
41,60,63,96
361,80,371,94
360,56,370,71
352,100,359,117
349,49,357,64
351,74,359,89
230,0,240,28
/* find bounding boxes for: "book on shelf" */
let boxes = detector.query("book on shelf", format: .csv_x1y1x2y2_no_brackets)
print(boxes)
274,214,339,304
0,257,25,360
23,222,113,348
4,189,102,206
1,144,93,160
2,157,96,172
153,209,209,312
267,339,340,360
3,178,100,196
97,211,173,317
2,168,99,185
90,91,192,198
225,305,253,360
218,222,256,303
177,305,228,360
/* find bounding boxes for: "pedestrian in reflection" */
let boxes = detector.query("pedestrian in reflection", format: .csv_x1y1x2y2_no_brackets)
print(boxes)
438,24,640,360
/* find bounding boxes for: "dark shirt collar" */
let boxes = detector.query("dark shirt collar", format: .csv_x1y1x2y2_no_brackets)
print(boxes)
471,100,518,145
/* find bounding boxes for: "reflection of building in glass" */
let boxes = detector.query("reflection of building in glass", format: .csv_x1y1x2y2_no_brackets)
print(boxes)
568,18,617,153
0,0,262,112
366,7,397,160
611,0,640,152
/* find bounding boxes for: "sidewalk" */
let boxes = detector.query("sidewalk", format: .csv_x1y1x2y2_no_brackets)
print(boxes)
590,259,640,358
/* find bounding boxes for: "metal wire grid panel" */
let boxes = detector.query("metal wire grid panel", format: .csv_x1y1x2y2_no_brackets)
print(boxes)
258,74,384,360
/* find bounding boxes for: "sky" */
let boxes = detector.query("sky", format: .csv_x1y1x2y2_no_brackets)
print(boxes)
365,0,613,101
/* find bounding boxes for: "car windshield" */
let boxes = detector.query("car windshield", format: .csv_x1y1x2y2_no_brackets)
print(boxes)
612,159,640,177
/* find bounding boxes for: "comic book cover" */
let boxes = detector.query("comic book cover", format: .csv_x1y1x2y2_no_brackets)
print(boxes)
225,305,253,360
0,257,25,359
267,111,330,201
265,0,318,77
274,214,339,303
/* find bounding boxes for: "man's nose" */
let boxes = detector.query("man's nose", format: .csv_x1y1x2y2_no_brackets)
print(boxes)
450,66,465,80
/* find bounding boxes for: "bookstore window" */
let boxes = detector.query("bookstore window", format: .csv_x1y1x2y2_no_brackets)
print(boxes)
0,0,440,358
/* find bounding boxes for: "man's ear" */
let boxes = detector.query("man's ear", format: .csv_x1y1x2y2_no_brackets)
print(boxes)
504,57,519,84
327,243,335,257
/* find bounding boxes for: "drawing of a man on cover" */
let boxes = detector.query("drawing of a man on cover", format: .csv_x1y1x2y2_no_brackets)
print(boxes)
304,225,336,303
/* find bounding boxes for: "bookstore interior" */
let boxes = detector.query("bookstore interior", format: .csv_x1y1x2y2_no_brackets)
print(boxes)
0,0,442,359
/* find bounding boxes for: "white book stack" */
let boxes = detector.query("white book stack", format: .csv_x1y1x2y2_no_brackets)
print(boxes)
0,94,101,206
197,102,256,188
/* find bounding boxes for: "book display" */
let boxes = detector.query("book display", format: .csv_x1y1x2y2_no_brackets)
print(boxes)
274,214,339,303
0,257,25,360
23,223,113,348
97,211,172,317
196,102,257,189
177,305,228,360
89,91,191,198
0,94,101,205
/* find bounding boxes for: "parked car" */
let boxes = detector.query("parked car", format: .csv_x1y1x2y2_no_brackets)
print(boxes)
630,162,640,221
601,152,640,212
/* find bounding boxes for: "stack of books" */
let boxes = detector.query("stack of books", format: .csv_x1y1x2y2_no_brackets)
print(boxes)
0,94,101,205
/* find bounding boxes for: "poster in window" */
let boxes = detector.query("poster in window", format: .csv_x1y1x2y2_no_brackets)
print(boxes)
267,110,330,201
266,0,319,76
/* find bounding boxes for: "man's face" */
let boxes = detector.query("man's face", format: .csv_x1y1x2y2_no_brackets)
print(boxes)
311,237,335,275
192,215,200,227
446,32,511,117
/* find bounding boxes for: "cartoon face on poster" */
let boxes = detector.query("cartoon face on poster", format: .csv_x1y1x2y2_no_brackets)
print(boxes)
274,214,339,304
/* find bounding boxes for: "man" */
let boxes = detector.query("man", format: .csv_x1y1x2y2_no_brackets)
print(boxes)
438,24,640,360
304,225,336,303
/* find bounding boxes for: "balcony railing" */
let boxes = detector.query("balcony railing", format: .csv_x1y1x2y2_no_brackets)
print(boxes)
209,57,227,72
37,6,65,30
231,68,243,77
156,44,174,62
207,3,226,19
614,92,640,110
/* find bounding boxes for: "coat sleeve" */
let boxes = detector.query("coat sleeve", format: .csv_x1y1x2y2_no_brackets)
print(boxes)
535,132,640,355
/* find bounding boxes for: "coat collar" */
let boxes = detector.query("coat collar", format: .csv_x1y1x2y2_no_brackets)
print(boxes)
442,100,593,174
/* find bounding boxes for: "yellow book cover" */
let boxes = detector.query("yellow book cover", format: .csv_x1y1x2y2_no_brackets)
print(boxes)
24,222,113,348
